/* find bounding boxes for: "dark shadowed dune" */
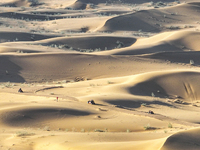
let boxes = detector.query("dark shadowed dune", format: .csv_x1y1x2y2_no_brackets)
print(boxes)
36,35,136,51
105,99,173,109
99,2,200,33
1,106,92,127
0,12,67,21
140,51,200,65
99,11,160,32
0,55,25,82
0,31,59,43
101,43,182,55
0,0,30,7
69,1,87,10
128,71,200,100
0,0,44,7
97,30,200,55
76,0,179,5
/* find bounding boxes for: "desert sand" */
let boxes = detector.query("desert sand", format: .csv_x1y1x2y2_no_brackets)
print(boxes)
0,0,200,150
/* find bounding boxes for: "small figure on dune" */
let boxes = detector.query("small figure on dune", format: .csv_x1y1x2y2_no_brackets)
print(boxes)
56,97,58,102
148,110,154,114
88,100,95,105
18,88,23,93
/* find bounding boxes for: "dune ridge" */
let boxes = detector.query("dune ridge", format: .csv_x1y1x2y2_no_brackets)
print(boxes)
96,30,200,55
99,2,200,33
161,128,200,150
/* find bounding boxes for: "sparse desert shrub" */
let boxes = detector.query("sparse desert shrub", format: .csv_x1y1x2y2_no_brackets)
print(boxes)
141,103,147,106
155,1,167,7
89,83,95,86
29,0,44,6
167,26,180,30
107,81,112,84
144,124,151,130
72,127,76,132
184,25,193,28
94,129,105,132
174,0,180,4
192,104,198,107
86,3,96,9
43,126,50,131
151,92,155,97
81,26,89,32
190,60,194,65
16,131,35,137
3,82,15,88
20,7,26,11
147,1,154,7
69,47,74,50
16,49,24,53
170,12,177,15
116,40,124,48
168,122,173,128
74,77,85,82
81,128,85,132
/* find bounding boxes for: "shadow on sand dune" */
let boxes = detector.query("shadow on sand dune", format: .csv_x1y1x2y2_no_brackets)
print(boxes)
1,107,92,127
140,51,200,66
0,12,65,21
0,56,25,82
0,31,59,43
105,99,174,109
76,0,176,5
100,12,160,32
127,71,200,101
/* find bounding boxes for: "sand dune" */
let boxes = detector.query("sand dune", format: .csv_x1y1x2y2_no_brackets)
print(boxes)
96,30,200,55
99,2,200,33
0,0,30,7
76,0,183,5
69,1,87,10
34,35,136,51
99,12,160,32
0,0,200,150
0,52,193,82
126,70,200,100
0,11,66,21
134,30,200,49
0,31,59,43
1,106,92,127
140,51,200,65
161,128,200,150
96,42,181,55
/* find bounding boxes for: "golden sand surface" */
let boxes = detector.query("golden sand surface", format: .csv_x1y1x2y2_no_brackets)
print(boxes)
0,0,200,149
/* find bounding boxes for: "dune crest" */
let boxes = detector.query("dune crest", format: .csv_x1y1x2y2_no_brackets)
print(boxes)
126,70,200,101
161,128,200,150
96,30,200,55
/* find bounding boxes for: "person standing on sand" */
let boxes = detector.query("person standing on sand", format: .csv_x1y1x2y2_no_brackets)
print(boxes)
57,97,58,102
